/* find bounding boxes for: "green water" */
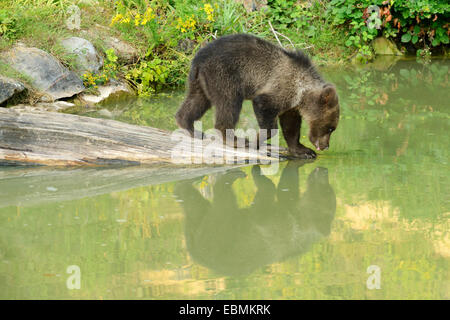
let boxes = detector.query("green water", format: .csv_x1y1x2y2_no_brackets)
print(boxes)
0,58,449,299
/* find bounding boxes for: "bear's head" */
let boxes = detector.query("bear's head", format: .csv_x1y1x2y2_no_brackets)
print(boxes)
301,83,340,151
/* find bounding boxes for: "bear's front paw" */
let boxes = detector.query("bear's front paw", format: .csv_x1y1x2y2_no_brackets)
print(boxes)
289,146,317,159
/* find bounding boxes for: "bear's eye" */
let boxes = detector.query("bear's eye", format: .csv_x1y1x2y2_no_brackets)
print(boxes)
328,127,335,133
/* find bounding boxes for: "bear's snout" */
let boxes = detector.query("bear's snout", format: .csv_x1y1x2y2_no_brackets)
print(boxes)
314,139,329,151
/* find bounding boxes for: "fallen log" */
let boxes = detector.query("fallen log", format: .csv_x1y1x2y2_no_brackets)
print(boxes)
0,108,287,166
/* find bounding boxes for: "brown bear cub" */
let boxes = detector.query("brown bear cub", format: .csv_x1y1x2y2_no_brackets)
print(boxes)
175,34,340,159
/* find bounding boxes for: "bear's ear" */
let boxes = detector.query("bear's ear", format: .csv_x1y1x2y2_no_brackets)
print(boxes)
319,84,337,108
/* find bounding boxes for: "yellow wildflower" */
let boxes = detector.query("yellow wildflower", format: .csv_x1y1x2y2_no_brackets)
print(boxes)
134,13,141,26
110,13,123,26
176,16,196,32
203,3,214,21
204,3,214,14
141,7,156,25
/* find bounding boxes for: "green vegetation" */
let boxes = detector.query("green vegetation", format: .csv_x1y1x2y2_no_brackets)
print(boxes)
0,9,19,40
330,0,450,60
0,0,448,96
82,49,119,89
109,0,352,95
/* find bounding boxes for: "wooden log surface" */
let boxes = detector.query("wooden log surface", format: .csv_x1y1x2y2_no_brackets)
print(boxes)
0,108,287,166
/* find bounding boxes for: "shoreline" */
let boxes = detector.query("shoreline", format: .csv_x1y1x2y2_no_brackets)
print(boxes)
1,1,448,109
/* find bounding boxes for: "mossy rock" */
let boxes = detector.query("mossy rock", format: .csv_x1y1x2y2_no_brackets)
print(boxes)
372,37,403,56
0,75,25,105
61,37,103,74
2,46,84,101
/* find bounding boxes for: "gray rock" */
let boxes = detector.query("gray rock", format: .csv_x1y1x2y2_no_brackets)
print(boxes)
79,80,131,105
105,37,138,63
2,46,85,101
177,39,196,53
80,25,138,63
61,37,103,74
235,0,267,12
0,75,25,104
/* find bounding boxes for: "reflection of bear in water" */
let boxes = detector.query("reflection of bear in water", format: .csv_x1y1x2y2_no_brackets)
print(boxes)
174,162,336,276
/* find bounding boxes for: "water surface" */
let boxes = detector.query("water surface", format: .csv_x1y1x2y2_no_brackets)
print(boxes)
0,58,448,299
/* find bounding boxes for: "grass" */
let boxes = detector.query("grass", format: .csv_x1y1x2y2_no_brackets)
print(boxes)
0,0,354,99
0,1,117,59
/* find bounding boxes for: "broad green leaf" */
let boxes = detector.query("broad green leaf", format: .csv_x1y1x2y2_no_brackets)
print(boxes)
401,33,411,42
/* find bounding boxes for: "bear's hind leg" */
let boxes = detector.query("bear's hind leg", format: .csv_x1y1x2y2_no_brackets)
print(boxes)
175,85,211,137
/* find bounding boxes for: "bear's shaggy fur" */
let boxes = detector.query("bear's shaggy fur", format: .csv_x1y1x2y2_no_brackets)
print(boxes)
175,34,340,159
